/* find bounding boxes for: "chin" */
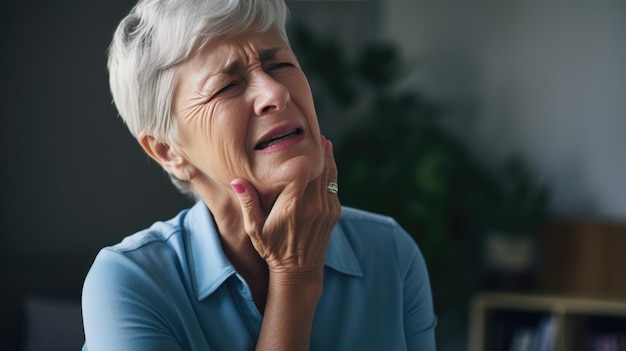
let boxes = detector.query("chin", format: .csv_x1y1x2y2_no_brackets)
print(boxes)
258,153,324,193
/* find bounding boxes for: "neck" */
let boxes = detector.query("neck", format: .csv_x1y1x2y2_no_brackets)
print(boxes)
216,217,269,313
220,231,269,312
195,181,271,313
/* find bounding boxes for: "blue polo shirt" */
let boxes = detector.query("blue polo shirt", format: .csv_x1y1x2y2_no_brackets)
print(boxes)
82,202,437,350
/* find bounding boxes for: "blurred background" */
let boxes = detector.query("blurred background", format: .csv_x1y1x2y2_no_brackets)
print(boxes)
1,0,625,350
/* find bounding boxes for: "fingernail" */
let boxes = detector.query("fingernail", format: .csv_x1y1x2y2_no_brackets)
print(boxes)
231,182,245,195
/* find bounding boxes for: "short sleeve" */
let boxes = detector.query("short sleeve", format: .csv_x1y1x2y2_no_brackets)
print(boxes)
81,249,183,351
394,225,438,350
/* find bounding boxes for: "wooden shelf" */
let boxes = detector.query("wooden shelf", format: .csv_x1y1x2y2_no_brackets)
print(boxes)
469,292,626,351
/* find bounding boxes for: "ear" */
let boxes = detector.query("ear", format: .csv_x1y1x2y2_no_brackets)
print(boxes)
138,132,195,181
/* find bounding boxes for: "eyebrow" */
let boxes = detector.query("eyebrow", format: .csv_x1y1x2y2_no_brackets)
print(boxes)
197,46,286,94
259,47,283,61
218,61,243,76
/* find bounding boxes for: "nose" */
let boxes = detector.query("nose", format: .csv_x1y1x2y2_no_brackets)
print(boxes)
251,72,290,116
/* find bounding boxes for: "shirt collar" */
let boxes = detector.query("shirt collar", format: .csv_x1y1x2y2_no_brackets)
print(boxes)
324,221,363,277
184,201,363,301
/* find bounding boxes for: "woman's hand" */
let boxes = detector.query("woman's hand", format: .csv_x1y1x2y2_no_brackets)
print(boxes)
230,136,341,351
230,136,341,278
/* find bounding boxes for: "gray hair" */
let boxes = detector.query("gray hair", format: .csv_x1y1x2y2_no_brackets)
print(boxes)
108,0,290,197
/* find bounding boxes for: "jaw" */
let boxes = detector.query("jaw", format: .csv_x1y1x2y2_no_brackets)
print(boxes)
189,124,324,220
252,149,324,195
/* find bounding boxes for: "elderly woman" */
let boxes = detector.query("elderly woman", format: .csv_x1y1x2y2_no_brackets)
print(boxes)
81,0,437,350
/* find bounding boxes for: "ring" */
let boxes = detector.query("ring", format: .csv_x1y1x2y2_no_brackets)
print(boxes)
327,182,338,194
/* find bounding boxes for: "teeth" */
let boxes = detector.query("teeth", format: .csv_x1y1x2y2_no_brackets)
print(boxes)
256,128,301,150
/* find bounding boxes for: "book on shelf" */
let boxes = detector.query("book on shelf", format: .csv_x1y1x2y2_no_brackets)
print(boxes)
588,332,626,351
509,328,535,351
508,316,557,351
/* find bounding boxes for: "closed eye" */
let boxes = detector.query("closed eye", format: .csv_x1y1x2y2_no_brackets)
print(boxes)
266,62,295,72
216,80,243,95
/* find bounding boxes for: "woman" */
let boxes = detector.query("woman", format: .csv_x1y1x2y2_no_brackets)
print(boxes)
81,0,437,350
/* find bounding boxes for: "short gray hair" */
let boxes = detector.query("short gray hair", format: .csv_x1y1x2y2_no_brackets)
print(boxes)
108,0,289,197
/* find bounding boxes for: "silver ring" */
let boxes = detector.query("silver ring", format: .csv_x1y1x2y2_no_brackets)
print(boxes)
327,182,338,194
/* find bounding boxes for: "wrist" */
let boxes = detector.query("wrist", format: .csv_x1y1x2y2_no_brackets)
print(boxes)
268,267,324,300
257,264,324,351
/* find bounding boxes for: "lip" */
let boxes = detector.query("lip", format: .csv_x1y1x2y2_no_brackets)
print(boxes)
254,123,305,153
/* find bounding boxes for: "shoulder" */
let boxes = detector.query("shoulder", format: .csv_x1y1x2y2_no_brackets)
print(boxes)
339,206,398,227
83,208,191,296
109,208,189,254
335,206,422,268
338,206,417,248
81,208,197,350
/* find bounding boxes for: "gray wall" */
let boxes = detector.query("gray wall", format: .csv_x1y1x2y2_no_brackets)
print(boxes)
381,0,626,220
0,0,194,317
0,0,193,260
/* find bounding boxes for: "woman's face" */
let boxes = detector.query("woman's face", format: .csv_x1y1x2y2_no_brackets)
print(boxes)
171,27,323,199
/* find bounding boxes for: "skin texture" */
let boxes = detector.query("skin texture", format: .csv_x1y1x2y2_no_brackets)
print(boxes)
139,27,342,351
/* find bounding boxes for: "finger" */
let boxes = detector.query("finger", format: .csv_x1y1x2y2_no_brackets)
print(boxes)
319,137,339,196
323,138,342,217
230,179,266,238
325,138,338,183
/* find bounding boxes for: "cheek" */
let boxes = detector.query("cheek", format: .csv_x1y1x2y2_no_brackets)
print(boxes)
214,134,249,180
291,77,318,124
207,102,253,180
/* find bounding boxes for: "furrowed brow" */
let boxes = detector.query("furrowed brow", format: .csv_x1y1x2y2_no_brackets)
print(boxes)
200,47,285,88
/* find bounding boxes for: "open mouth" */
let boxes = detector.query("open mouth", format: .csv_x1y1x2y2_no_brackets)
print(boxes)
255,128,303,150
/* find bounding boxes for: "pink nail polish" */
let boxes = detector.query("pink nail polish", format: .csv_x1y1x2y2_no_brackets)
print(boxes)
231,182,245,195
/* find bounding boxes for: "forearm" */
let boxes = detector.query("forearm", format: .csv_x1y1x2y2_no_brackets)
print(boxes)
255,269,323,351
